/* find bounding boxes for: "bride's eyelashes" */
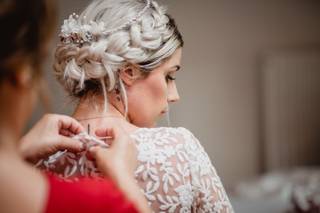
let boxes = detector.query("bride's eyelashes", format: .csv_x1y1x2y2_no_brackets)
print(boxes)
165,70,177,82
165,65,181,82
166,74,176,82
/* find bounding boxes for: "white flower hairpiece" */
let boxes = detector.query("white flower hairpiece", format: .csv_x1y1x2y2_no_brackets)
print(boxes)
59,0,151,45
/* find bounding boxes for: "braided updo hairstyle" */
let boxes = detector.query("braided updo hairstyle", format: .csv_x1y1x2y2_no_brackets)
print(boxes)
53,0,183,115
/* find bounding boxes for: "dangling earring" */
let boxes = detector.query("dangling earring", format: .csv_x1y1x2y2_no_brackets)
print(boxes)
114,82,121,102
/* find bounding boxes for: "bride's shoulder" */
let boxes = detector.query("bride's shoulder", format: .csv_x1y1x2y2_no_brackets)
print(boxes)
132,126,194,137
131,127,202,147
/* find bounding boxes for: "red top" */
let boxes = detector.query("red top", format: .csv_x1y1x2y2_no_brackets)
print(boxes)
44,174,138,213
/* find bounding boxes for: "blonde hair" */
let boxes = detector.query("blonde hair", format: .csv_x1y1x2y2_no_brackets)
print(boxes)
53,0,183,115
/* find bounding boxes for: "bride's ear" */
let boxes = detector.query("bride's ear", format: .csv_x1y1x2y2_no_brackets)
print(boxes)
119,66,141,86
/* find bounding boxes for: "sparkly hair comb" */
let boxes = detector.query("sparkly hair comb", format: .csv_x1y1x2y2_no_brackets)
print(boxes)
59,0,151,45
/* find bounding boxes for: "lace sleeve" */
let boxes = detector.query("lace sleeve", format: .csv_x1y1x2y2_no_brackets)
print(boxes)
132,127,234,213
178,128,234,212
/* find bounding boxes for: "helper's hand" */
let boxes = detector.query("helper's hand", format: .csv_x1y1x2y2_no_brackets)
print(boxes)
89,126,150,213
89,126,137,180
19,114,85,163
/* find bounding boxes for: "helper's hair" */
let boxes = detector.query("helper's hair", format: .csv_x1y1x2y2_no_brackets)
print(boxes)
0,0,56,83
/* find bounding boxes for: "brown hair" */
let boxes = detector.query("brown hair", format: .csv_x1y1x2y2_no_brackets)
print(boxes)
0,0,56,82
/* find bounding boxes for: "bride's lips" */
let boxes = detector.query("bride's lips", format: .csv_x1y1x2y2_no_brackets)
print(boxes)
161,109,168,114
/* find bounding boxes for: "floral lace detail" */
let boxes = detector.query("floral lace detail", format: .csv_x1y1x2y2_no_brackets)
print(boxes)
131,127,234,213
37,127,233,212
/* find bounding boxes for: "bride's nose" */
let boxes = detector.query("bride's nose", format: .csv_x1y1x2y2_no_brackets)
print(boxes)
167,83,180,103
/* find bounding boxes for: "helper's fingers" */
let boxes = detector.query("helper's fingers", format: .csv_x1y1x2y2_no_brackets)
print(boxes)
95,128,115,138
88,147,113,177
95,126,133,156
88,146,99,158
95,125,129,141
57,115,85,135
59,129,74,137
88,146,109,161
57,136,84,152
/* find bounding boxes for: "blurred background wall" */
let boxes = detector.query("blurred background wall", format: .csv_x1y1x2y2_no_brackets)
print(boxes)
30,0,320,190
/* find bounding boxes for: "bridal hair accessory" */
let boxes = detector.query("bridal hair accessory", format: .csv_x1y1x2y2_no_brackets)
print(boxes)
59,0,151,45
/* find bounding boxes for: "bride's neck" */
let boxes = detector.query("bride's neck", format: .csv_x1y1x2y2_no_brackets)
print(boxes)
72,98,138,134
73,99,124,120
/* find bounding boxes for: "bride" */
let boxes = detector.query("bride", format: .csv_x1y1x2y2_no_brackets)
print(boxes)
45,0,234,212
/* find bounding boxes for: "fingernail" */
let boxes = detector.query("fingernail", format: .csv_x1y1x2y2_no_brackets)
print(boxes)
79,143,85,150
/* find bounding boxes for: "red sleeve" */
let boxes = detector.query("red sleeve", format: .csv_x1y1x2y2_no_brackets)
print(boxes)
44,174,138,213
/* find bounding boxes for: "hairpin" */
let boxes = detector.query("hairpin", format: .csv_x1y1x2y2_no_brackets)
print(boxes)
59,0,151,45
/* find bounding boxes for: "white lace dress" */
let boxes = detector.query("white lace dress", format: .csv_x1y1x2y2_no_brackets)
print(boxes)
37,127,234,213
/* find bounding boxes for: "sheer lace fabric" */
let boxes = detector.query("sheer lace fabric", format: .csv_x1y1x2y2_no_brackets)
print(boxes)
37,127,234,212
132,127,233,213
